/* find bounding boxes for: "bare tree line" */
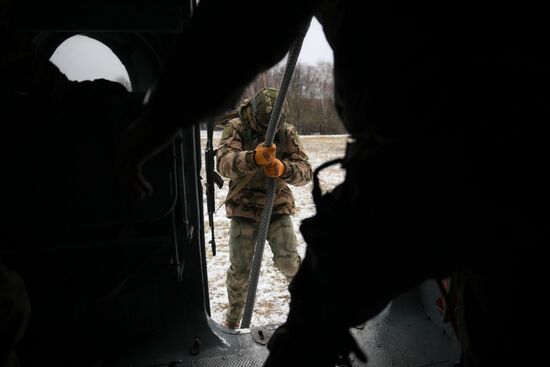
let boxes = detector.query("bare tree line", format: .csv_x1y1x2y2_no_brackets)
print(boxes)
114,62,344,135
241,61,345,135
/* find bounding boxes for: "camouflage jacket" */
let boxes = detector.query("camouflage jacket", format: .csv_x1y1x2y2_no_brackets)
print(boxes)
216,115,312,221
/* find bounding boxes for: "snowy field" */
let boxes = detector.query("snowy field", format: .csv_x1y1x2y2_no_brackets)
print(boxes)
200,131,348,328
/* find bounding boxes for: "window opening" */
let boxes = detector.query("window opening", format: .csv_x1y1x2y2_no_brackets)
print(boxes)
49,34,132,91
202,18,346,328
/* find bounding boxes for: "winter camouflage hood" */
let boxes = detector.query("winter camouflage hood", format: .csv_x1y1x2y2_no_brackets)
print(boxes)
238,87,289,133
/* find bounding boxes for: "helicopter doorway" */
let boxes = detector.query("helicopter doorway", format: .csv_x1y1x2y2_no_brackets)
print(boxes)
50,34,132,91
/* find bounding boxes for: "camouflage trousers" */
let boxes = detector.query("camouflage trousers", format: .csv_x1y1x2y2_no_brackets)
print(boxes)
225,214,301,326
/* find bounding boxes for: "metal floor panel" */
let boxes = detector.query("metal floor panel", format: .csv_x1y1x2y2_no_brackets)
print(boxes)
191,328,270,366
349,297,458,366
192,348,269,367
191,286,459,367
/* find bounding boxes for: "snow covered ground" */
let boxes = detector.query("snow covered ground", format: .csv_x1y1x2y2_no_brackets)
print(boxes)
200,131,348,328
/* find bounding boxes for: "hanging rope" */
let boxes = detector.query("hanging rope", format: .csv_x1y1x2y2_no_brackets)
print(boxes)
240,17,312,328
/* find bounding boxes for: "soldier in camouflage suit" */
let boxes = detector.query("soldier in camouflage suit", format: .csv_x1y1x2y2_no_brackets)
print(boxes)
216,88,312,329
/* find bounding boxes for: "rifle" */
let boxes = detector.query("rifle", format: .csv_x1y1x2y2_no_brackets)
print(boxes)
205,118,224,256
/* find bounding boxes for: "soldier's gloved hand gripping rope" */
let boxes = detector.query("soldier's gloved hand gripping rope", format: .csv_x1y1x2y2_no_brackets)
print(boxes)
263,159,285,178
254,143,285,177
254,142,277,166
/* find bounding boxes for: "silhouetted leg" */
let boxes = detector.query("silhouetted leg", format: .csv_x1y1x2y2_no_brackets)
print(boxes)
0,263,30,367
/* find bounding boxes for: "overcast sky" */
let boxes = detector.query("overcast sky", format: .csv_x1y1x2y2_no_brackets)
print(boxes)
50,18,333,84
298,17,333,65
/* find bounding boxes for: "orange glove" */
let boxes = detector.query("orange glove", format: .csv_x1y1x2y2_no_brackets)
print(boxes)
263,159,285,178
254,143,277,166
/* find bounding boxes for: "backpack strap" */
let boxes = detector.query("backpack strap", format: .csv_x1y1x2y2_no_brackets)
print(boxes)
214,110,239,128
216,116,257,212
216,170,256,212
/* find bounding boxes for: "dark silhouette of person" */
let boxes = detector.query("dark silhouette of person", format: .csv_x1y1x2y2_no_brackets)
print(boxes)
113,1,547,366
2,3,133,365
0,263,30,367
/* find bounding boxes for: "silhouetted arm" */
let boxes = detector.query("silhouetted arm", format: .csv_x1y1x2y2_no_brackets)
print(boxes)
116,0,315,198
216,123,257,179
149,0,314,128
280,125,312,186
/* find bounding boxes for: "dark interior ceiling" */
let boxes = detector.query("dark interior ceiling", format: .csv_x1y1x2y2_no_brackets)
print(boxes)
13,0,193,33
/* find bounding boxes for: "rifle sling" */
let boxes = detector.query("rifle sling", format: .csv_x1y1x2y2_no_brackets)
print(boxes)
216,170,257,212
